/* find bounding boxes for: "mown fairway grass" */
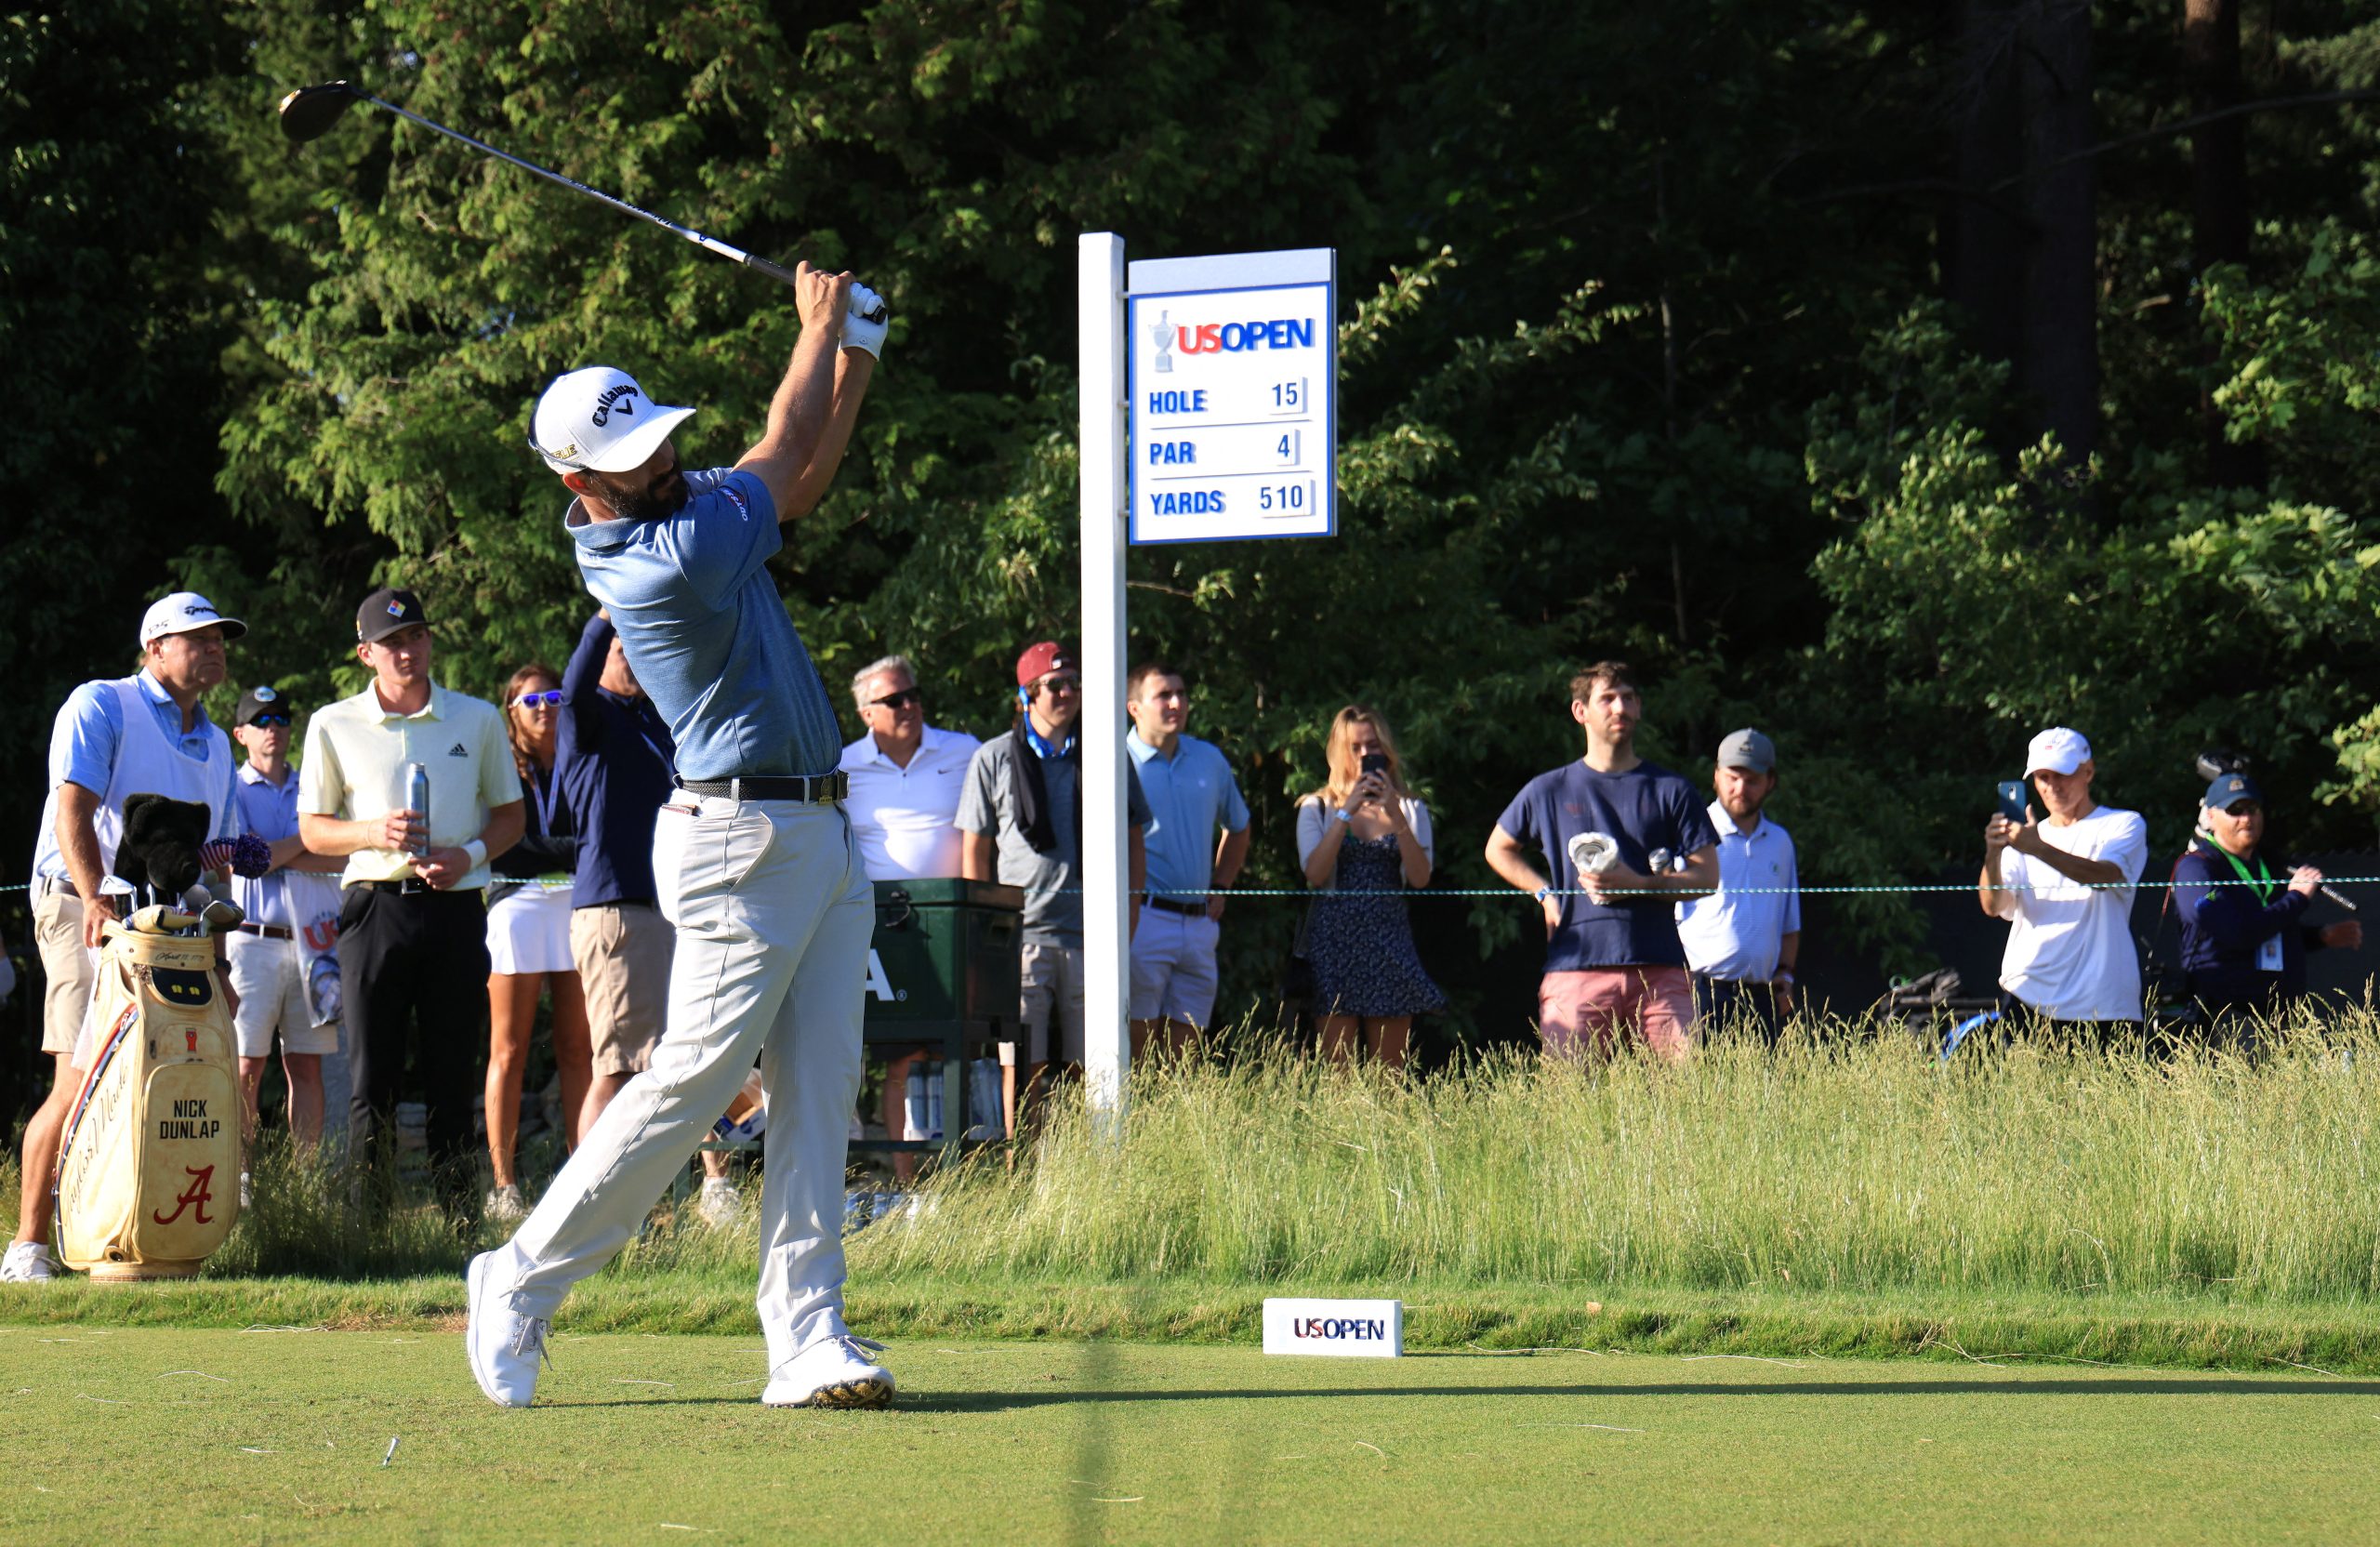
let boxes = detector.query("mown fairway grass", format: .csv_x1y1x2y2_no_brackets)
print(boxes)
7,1328,2380,1545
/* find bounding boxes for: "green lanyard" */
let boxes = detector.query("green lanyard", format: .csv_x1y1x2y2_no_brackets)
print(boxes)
2203,837,2278,906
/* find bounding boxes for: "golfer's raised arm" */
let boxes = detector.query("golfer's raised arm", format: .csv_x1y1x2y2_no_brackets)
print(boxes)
736,263,853,522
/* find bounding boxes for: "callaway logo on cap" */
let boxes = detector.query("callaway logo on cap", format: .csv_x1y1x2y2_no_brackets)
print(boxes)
530,366,696,476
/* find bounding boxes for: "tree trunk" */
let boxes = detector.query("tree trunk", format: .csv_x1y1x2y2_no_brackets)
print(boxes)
2186,0,2264,487
1942,0,2097,469
2014,0,2096,469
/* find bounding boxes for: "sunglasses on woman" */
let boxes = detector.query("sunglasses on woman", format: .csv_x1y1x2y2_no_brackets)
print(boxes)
512,690,564,707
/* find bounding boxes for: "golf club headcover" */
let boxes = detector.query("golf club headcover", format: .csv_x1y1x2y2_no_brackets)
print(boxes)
842,282,890,358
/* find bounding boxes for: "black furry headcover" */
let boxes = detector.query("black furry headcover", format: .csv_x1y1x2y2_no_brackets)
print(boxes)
116,793,213,899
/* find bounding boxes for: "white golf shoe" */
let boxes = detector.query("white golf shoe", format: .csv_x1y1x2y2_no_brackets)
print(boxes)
465,1250,549,1408
484,1184,527,1226
0,1241,57,1283
761,1334,895,1409
693,1178,744,1228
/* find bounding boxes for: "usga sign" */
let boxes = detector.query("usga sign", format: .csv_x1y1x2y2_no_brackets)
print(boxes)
1262,1297,1404,1358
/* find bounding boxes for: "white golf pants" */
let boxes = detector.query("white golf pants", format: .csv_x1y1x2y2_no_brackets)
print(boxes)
483,794,872,1376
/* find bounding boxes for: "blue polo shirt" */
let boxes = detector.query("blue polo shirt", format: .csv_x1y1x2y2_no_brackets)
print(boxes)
1127,729,1249,900
33,671,239,881
564,468,841,781
229,760,303,927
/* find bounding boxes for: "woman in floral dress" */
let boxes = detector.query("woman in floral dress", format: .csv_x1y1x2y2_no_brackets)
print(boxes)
1295,706,1445,1067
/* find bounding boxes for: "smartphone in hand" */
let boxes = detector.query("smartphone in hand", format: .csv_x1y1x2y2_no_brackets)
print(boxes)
1996,780,2029,823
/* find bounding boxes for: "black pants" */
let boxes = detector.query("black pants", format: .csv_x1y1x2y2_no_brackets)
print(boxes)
337,885,490,1208
1692,973,1782,1044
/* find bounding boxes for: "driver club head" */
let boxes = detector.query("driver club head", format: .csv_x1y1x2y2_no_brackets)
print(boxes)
277,81,362,144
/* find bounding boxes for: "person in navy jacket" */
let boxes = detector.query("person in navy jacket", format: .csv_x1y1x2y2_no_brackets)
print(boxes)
2173,772,2361,1038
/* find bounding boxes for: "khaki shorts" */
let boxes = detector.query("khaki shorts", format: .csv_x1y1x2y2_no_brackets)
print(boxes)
34,888,95,1058
227,931,340,1058
1005,937,1086,1067
572,901,674,1076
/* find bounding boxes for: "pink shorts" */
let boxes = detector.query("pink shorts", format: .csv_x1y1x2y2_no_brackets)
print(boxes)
1539,967,1695,1063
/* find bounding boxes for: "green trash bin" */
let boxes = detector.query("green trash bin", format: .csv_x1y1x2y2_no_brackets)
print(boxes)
858,878,1023,1157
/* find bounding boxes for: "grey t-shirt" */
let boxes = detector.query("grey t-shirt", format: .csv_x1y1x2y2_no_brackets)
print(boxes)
957,732,1150,942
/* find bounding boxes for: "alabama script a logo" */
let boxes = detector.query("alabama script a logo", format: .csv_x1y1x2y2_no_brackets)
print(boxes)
152,1165,218,1226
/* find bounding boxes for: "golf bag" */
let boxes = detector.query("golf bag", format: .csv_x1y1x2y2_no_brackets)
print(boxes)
55,911,243,1280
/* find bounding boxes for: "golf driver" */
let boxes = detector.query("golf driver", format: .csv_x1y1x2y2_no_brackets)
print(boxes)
277,80,887,321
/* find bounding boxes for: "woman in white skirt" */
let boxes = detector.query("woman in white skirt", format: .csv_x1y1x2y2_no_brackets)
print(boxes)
483,663,587,1223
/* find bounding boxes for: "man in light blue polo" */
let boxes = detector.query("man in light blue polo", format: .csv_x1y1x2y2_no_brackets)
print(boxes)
6,591,245,1284
1126,661,1250,1054
1674,728,1801,1041
468,265,895,1410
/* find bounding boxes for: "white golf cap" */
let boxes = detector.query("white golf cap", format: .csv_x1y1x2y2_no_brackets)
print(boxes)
529,365,695,475
2024,726,2092,776
139,591,246,647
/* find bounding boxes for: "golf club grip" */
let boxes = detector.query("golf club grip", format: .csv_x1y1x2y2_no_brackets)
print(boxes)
744,254,802,286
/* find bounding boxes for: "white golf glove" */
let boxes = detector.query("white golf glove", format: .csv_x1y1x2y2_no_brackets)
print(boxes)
842,282,889,358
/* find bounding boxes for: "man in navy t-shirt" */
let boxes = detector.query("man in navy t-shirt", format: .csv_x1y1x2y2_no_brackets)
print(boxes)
1485,661,1721,1061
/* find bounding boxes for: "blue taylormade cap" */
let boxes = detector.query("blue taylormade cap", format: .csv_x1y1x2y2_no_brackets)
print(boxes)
2203,772,2263,811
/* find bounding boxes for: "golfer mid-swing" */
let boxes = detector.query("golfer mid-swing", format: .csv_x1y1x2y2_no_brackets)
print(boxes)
467,264,891,1408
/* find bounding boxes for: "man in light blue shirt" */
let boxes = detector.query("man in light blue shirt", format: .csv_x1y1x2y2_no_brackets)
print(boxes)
1125,662,1250,1052
1674,728,1802,1042
7,591,245,1285
471,265,901,1413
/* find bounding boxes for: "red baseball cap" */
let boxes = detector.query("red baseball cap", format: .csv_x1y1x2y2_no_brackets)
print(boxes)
1015,641,1077,687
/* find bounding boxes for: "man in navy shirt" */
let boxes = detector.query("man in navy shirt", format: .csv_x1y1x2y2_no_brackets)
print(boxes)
469,265,894,1411
1485,661,1720,1062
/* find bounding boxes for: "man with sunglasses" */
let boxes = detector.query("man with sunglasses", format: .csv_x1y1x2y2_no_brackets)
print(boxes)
958,642,1149,1136
2173,771,2362,1040
226,686,348,1167
837,654,979,1180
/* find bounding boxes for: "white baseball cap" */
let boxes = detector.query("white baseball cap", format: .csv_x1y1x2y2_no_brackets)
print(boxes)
2024,726,2092,776
139,591,246,648
529,366,696,475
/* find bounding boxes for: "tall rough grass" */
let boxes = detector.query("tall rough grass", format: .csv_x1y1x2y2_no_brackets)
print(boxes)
851,1014,2380,1302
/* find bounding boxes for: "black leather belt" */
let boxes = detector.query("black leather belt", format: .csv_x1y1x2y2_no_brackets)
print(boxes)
354,879,483,895
675,773,847,804
1145,894,1209,916
236,922,294,940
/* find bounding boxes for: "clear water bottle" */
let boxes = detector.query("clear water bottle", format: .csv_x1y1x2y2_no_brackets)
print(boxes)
926,1068,945,1142
904,1066,929,1143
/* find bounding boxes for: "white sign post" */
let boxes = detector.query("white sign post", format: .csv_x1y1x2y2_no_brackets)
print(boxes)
1079,239,1337,1123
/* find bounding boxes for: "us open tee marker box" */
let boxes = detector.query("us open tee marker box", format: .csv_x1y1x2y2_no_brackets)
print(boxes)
1262,1297,1404,1358
1126,247,1336,544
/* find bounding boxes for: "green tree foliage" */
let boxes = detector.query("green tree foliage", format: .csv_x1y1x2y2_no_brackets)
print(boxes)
9,0,2380,1034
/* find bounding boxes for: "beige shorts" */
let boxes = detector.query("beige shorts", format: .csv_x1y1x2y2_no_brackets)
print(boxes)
572,901,674,1076
227,931,340,1058
34,888,95,1058
1005,937,1086,1067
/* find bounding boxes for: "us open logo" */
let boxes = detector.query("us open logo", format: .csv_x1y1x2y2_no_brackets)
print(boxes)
1263,1297,1404,1359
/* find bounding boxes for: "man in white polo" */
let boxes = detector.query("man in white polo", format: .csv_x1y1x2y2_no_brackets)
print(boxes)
838,653,978,1182
299,587,523,1216
470,263,893,1410
5,592,245,1284
1675,728,1801,1042
1980,726,2149,1032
